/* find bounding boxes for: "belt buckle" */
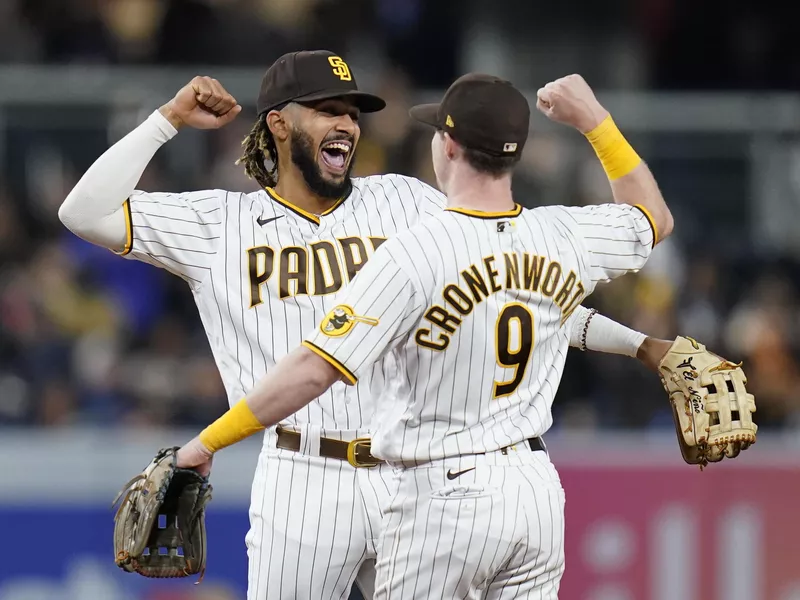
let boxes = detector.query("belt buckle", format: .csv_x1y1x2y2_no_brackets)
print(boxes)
346,437,381,468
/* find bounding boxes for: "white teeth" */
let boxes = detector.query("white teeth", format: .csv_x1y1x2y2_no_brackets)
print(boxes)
324,142,351,154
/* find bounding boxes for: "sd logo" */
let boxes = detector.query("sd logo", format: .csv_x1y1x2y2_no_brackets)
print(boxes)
328,56,352,82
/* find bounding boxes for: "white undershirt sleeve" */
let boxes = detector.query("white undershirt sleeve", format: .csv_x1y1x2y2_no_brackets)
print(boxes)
567,305,647,358
58,110,178,252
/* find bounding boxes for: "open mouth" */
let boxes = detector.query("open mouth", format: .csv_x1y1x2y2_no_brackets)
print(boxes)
320,140,352,175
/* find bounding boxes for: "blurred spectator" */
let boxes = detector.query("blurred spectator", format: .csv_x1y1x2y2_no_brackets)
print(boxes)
0,1,41,62
1,0,800,434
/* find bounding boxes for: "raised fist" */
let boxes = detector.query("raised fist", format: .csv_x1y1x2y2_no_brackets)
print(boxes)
536,74,609,133
160,76,242,130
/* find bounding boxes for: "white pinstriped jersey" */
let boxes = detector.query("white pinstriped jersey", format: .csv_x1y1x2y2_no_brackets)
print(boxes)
304,203,656,463
118,174,445,436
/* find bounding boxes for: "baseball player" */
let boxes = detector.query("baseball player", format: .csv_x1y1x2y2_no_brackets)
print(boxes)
59,50,445,600
171,72,672,599
59,50,671,598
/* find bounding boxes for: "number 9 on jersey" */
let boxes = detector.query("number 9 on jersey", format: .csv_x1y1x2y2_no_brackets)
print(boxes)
493,303,535,398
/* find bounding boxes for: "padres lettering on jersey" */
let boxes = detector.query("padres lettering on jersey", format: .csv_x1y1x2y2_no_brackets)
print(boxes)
118,175,445,436
304,202,656,463
246,236,387,305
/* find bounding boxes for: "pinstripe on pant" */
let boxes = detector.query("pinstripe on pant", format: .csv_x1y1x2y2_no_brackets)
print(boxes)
374,446,566,599
245,442,396,600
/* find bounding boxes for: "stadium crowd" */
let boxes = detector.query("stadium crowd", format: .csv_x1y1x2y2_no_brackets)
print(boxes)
2,0,800,433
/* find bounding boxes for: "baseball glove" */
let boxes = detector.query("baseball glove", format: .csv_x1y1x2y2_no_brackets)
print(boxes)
112,447,212,579
658,336,757,469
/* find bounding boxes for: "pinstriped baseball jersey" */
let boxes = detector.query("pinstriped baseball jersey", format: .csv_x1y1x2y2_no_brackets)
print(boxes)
304,202,656,463
117,174,445,436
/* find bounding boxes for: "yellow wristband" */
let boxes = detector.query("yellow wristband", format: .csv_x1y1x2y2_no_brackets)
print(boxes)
584,115,642,180
199,398,265,453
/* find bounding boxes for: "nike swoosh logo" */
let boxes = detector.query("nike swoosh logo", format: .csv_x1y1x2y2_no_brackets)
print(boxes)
257,215,284,227
446,467,476,480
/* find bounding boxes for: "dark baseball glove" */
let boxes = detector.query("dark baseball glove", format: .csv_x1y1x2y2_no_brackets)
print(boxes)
658,336,757,469
112,447,212,579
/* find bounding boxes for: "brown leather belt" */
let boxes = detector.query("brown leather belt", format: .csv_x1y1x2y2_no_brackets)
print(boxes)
275,426,546,468
276,426,383,467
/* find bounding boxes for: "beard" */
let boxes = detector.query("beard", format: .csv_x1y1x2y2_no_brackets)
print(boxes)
290,127,354,200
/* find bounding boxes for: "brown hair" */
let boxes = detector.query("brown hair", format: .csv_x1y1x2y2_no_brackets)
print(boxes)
462,147,519,178
236,117,279,189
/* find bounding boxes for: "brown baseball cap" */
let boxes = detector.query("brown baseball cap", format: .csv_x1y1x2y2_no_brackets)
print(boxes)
257,50,386,116
409,73,530,157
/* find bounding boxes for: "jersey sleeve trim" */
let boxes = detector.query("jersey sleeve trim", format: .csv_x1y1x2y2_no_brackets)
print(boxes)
112,198,133,256
301,341,358,385
633,204,658,247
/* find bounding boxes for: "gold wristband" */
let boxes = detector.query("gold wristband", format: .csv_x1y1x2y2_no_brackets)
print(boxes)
199,398,265,453
584,115,642,180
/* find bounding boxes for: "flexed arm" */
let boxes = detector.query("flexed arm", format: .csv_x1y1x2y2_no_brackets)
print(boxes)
58,77,241,252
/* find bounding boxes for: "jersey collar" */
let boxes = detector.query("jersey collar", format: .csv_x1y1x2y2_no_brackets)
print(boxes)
265,186,349,225
445,204,522,219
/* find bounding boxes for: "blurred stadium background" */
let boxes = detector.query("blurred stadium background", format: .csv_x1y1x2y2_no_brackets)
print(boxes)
2,1,800,599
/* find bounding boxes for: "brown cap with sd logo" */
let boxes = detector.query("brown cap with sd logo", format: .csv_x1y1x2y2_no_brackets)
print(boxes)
257,50,386,116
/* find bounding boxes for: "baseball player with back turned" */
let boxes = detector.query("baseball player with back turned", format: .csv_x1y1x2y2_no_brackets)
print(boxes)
172,72,673,599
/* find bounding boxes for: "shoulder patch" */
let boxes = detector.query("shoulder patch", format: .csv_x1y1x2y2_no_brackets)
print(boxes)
320,305,379,337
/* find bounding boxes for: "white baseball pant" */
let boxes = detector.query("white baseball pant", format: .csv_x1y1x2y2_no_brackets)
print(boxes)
245,427,394,600
374,442,566,599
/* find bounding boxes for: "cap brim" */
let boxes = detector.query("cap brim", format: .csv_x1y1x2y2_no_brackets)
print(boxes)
408,103,441,127
293,89,387,113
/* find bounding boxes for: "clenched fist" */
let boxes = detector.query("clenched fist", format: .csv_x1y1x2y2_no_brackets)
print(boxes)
536,74,609,134
160,76,242,130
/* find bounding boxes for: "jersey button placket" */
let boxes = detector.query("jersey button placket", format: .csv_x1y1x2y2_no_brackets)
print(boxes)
317,213,335,238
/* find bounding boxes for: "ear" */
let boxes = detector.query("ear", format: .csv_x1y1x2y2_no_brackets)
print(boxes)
266,110,289,143
443,132,459,161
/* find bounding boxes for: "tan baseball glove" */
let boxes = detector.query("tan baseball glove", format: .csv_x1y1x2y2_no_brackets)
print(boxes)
112,447,211,579
658,336,757,469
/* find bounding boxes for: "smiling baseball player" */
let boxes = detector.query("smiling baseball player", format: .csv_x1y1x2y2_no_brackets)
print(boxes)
172,72,673,598
59,50,448,600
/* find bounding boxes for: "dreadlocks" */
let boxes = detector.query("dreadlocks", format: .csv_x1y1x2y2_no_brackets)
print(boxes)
237,117,278,189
